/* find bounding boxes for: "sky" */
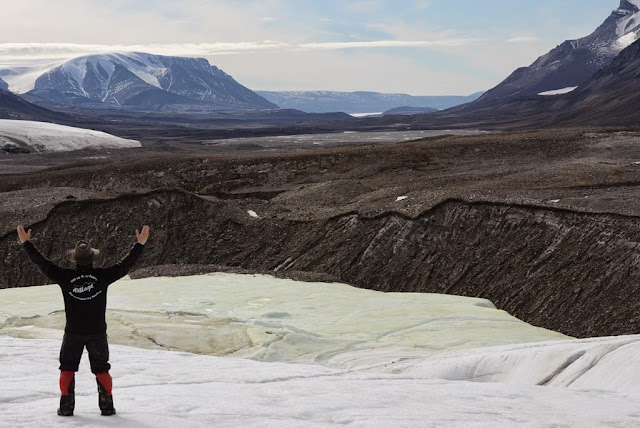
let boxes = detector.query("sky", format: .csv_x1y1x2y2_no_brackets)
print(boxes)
0,0,622,95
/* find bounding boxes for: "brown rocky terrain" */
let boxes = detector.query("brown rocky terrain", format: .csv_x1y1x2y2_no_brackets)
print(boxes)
2,127,640,339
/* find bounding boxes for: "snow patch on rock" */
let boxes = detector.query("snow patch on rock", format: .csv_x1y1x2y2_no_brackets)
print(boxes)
538,86,578,96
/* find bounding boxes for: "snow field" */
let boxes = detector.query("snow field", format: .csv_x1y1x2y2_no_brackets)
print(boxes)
0,120,141,152
1,273,640,426
2,336,640,427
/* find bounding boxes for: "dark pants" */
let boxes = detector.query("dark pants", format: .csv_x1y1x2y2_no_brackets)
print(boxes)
59,332,111,374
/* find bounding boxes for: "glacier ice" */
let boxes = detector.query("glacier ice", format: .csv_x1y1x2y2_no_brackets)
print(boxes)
0,273,568,366
0,119,141,152
2,273,640,426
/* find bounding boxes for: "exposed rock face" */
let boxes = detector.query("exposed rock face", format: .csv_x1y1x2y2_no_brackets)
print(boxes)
0,89,74,122
398,36,640,128
0,78,8,91
3,190,639,338
551,37,640,125
473,0,640,107
27,52,277,111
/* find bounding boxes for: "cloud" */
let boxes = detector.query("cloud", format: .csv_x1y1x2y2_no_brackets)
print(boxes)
0,38,483,64
298,38,480,50
411,0,432,11
506,36,541,43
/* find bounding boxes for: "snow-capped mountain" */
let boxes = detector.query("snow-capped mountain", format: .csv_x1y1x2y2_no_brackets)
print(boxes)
475,0,640,106
257,90,483,113
546,36,640,125
3,53,277,111
0,77,8,91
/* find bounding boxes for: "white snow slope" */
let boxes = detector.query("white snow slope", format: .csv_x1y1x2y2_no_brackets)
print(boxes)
538,86,578,96
1,273,639,426
0,120,141,153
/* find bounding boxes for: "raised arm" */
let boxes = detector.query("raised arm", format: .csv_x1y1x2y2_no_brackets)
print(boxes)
104,225,149,282
18,225,67,283
136,225,150,245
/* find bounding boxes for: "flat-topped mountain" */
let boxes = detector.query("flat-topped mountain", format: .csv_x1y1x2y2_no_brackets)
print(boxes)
2,52,277,111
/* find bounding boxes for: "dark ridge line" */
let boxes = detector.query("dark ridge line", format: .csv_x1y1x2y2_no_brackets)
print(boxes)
5,189,640,244
0,188,198,240
531,180,640,191
326,197,640,224
0,137,435,181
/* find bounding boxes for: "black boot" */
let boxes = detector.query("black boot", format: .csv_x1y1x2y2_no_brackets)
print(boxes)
57,376,75,416
96,378,116,416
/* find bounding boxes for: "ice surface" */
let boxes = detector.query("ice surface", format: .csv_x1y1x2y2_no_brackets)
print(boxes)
0,273,568,366
538,86,578,96
2,336,639,427
370,335,640,393
0,120,141,152
2,273,640,426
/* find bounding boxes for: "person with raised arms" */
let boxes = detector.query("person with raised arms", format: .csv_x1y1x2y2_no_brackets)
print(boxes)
17,224,150,417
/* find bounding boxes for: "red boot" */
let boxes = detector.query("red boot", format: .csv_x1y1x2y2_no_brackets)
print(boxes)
58,371,75,416
96,372,115,416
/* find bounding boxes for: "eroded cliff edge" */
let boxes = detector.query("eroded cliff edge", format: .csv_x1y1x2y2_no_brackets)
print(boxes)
2,189,639,338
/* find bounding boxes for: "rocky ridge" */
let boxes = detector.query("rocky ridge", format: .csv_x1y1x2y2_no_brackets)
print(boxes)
473,0,640,107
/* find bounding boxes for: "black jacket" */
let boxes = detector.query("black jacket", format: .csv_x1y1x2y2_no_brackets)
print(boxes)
23,241,145,334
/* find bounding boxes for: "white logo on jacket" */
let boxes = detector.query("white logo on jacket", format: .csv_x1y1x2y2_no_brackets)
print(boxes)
72,283,95,294
69,274,100,300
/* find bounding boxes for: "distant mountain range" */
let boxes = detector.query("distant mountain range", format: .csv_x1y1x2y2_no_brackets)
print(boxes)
475,0,640,107
3,2,640,129
256,90,483,113
1,53,276,111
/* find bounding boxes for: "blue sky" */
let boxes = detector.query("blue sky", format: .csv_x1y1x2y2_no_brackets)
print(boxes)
0,1,623,95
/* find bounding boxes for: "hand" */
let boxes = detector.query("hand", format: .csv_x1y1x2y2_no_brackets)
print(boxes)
17,225,31,243
136,225,150,245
